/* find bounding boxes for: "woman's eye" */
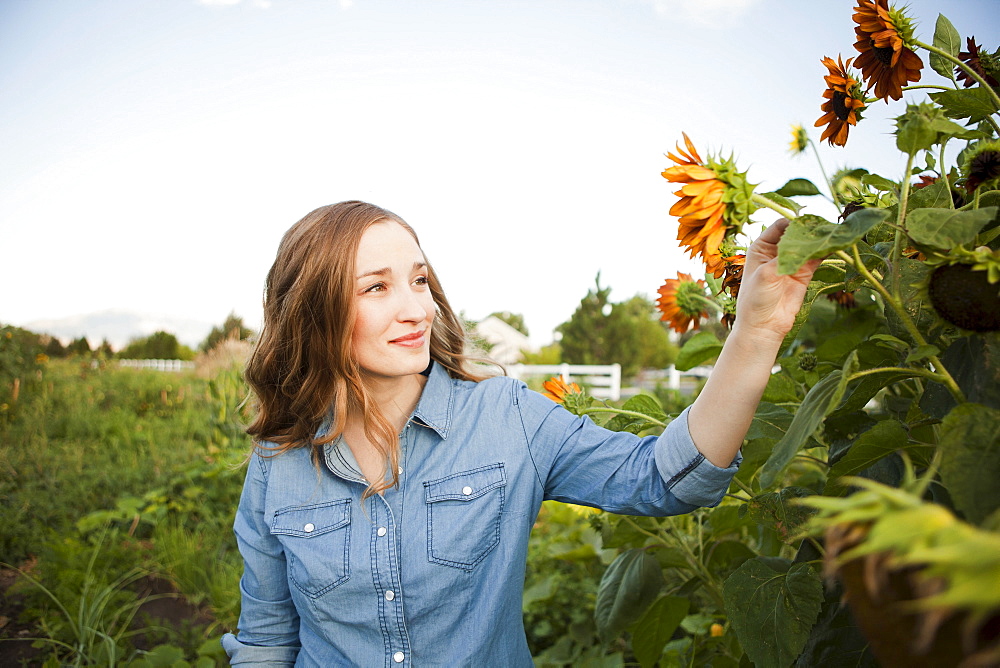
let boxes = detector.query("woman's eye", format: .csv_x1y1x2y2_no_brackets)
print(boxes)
414,276,429,286
363,282,387,294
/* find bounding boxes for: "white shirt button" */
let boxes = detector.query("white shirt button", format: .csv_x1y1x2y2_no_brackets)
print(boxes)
377,526,387,537
385,590,395,601
303,523,315,533
398,466,404,475
462,486,472,495
393,651,404,663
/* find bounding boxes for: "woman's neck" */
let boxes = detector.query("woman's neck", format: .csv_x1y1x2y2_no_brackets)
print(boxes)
358,371,428,434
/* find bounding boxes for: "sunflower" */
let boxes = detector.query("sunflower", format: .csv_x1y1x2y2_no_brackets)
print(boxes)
662,134,755,269
826,290,858,309
789,124,809,155
656,272,709,334
852,0,923,102
956,37,999,88
962,142,1000,194
815,56,867,147
541,376,581,404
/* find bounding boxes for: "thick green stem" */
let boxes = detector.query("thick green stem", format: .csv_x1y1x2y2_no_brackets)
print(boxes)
732,477,754,496
915,40,1000,111
836,246,965,403
893,151,916,299
751,193,797,220
903,84,955,92
578,407,665,427
939,141,953,209
808,139,841,214
848,366,948,384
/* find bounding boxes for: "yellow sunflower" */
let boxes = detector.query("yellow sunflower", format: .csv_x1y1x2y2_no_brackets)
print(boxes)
815,56,867,147
656,272,709,334
789,124,809,155
852,0,923,102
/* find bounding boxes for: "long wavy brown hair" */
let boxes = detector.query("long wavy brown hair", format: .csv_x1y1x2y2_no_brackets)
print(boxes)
245,201,493,496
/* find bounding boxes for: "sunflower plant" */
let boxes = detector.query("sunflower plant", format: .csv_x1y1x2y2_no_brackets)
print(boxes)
568,3,1000,666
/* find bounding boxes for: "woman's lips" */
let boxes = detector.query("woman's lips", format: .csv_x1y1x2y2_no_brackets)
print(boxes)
390,330,426,347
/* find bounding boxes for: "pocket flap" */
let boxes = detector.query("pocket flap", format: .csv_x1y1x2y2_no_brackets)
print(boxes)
424,463,506,503
271,499,351,537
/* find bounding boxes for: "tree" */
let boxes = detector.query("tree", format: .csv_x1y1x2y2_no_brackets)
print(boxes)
66,336,91,357
556,274,677,379
487,311,529,337
200,313,254,353
44,336,67,358
119,331,195,360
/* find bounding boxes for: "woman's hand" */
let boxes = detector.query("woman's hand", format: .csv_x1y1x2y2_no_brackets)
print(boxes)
734,219,820,342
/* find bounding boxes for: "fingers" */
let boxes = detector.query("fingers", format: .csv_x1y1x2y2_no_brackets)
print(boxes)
755,218,790,247
744,218,789,275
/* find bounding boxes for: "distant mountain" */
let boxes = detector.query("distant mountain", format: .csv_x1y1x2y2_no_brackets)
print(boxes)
22,309,214,351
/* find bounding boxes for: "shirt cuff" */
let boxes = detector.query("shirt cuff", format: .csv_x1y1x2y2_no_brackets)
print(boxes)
654,405,741,508
221,633,299,666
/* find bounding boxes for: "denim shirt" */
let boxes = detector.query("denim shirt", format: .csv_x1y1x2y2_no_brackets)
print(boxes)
222,362,740,667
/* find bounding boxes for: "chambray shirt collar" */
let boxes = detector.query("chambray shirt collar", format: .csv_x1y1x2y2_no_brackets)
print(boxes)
410,361,453,439
319,361,454,479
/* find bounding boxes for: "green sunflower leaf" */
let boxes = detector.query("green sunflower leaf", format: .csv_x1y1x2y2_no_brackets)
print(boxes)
595,548,664,643
760,353,858,488
861,173,898,192
723,558,824,668
675,330,723,371
906,206,998,249
632,596,689,668
745,487,815,543
777,210,890,275
929,14,961,80
774,178,822,197
929,87,1000,123
939,403,1000,526
826,419,912,493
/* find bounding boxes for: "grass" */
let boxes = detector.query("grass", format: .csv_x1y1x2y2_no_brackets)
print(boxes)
0,357,247,664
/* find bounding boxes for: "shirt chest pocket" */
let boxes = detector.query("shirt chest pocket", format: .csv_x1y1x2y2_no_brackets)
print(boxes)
424,463,506,571
270,499,352,598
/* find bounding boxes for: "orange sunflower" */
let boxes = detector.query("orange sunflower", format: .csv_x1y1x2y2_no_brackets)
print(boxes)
662,134,729,262
541,376,581,403
815,56,867,147
656,272,709,334
852,0,923,102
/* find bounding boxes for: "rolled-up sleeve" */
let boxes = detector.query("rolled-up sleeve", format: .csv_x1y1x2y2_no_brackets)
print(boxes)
222,451,301,666
654,405,741,508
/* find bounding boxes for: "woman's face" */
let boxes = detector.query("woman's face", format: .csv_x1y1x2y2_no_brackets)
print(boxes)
351,221,436,381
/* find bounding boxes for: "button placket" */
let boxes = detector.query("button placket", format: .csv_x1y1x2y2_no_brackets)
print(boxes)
371,491,409,665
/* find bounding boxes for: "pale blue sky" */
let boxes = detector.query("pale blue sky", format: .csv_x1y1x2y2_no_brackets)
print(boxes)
2,0,997,345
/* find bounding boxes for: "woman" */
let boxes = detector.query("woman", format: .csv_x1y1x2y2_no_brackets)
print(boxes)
222,201,819,666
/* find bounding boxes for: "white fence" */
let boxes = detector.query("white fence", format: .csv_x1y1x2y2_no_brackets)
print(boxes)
118,359,195,372
508,363,621,401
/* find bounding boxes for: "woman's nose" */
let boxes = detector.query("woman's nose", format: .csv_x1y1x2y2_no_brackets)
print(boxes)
397,287,431,322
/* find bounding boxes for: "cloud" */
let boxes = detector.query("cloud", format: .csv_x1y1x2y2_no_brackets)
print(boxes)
639,0,759,28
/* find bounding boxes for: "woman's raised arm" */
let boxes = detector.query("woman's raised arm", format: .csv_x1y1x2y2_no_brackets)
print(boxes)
686,219,821,467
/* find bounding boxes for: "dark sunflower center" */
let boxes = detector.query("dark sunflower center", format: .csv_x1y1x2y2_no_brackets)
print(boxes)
832,91,851,121
872,43,895,67
971,151,1000,181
